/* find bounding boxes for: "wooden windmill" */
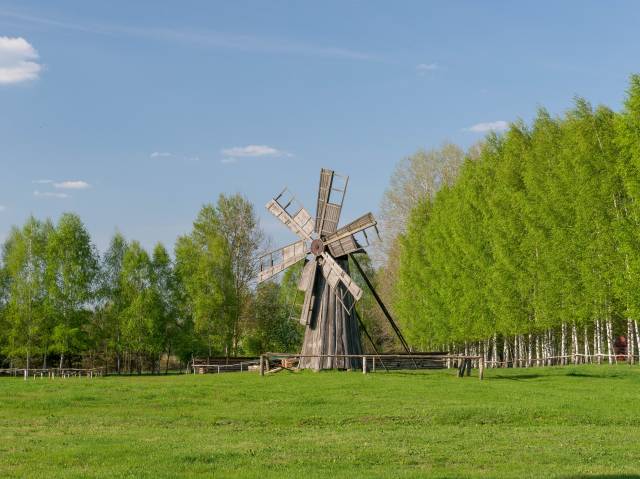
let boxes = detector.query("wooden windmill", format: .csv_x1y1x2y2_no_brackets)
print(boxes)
257,169,383,370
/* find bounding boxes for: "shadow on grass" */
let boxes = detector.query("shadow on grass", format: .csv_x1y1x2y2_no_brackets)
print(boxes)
489,368,629,381
562,475,640,478
489,373,545,381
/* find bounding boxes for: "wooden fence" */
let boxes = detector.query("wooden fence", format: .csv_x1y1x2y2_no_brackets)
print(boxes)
0,367,104,380
191,359,260,375
259,353,484,379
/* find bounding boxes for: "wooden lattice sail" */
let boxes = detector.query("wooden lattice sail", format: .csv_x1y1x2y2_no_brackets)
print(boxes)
257,169,380,370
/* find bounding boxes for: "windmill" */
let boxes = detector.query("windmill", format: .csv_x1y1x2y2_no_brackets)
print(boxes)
257,168,411,370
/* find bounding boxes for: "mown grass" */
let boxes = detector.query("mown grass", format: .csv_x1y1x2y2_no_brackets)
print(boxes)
1,365,639,478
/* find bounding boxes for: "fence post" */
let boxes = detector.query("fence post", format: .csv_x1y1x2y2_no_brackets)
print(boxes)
479,356,484,381
24,369,27,381
362,356,368,374
372,357,376,373
260,355,265,377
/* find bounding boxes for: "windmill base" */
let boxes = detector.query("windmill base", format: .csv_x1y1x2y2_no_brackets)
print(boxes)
298,258,363,370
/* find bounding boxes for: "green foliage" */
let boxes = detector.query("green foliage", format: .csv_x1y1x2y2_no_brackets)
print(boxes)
175,205,237,359
1,217,52,366
0,195,272,370
395,77,640,349
46,213,99,367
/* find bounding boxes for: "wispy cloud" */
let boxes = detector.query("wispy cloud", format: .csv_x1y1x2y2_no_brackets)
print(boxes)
416,63,439,75
32,178,53,184
465,120,509,133
0,36,42,84
0,205,6,212
0,10,377,61
54,180,91,189
150,151,200,162
221,145,288,158
150,151,172,158
220,144,291,165
34,190,69,199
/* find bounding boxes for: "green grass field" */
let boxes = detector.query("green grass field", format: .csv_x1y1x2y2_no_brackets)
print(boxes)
1,366,639,478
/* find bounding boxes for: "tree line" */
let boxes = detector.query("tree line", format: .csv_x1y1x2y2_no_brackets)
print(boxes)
395,75,640,365
0,194,304,372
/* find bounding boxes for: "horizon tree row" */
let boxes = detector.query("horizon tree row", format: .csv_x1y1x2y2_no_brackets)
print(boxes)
0,194,303,372
395,75,640,366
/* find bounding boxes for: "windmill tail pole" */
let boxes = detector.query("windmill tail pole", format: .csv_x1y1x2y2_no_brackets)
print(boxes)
349,253,418,369
355,311,389,372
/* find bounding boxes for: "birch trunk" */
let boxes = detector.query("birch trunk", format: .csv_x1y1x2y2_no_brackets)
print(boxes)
627,319,633,364
583,325,590,364
633,319,640,362
527,334,532,368
493,334,498,368
605,319,614,364
595,319,602,364
571,323,578,364
631,322,636,364
503,336,510,368
561,323,567,365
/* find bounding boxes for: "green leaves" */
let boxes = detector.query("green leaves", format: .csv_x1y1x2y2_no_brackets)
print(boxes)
395,76,640,348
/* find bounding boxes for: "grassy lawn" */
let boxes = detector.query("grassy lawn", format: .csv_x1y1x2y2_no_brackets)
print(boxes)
1,365,639,478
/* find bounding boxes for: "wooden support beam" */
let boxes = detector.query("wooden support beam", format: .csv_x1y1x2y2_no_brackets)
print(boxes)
349,253,417,369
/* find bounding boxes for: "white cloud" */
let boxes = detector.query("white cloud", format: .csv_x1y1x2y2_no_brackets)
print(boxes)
416,63,439,73
150,151,172,158
220,157,237,164
54,180,91,189
221,144,289,158
0,11,377,61
465,120,509,133
34,190,69,199
32,179,53,184
0,36,42,84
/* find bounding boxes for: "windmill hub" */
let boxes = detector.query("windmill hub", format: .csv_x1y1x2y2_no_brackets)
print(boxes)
311,238,325,257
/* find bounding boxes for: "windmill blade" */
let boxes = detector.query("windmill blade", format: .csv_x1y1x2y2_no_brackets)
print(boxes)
324,212,379,257
258,240,308,283
315,169,348,237
297,259,316,291
298,260,317,326
266,188,314,240
320,252,363,302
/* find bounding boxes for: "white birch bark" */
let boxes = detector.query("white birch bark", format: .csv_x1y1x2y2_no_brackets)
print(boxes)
503,336,509,368
633,319,640,362
626,319,633,364
595,319,602,364
493,333,498,368
605,319,614,364
583,325,590,364
561,323,567,365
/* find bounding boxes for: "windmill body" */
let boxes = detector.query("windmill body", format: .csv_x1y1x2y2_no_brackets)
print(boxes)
258,169,380,370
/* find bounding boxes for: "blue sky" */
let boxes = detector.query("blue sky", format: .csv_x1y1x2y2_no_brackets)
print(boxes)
1,1,640,253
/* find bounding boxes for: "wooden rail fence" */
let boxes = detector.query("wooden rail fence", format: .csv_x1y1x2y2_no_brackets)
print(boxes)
0,368,104,380
259,353,484,380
